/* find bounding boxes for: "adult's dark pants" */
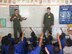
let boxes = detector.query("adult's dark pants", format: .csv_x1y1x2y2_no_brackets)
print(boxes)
13,26,22,38
43,25,52,34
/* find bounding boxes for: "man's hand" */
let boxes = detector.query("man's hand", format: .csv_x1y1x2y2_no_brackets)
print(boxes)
13,16,16,20
22,17,27,20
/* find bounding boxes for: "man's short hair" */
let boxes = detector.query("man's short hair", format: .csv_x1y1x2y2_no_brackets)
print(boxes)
14,9,19,11
47,7,51,10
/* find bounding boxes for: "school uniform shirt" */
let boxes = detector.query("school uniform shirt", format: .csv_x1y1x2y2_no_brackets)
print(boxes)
58,50,63,54
30,37,34,43
28,46,41,54
60,38,66,48
30,37,38,48
9,37,14,44
45,45,54,54
23,37,27,45
23,37,28,54
14,41,24,54
63,46,72,54
2,45,9,54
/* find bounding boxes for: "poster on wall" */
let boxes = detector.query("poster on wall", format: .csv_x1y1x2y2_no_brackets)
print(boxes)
9,5,19,17
0,19,6,28
59,5,72,24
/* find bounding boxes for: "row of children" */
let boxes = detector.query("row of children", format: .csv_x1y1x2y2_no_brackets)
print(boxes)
0,27,72,54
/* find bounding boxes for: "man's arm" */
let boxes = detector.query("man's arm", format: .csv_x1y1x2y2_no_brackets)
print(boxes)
10,15,16,21
43,13,46,25
51,14,54,25
19,15,27,21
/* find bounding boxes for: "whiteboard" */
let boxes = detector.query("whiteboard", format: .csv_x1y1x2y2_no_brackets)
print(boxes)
0,6,59,27
0,6,68,38
19,6,59,27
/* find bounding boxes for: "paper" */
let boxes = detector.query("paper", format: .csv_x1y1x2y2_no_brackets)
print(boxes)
0,19,6,28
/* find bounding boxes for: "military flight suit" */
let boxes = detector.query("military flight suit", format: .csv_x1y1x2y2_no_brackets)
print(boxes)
43,13,54,33
10,14,22,38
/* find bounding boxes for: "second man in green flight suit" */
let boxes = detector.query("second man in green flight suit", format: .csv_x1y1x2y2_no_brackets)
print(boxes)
43,7,54,34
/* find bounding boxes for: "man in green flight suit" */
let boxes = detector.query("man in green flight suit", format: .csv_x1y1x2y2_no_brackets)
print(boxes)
43,7,54,34
10,9,26,38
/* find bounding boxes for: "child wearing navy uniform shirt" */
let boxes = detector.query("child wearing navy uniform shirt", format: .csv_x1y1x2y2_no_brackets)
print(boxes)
28,32,44,54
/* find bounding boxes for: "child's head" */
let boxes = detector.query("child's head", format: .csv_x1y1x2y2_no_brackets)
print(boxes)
54,46,60,54
28,44,33,52
7,33,12,38
2,36,11,45
32,41,37,47
60,33,65,40
66,38,72,47
19,32,23,38
48,30,52,36
14,38,20,44
46,35,52,44
54,42,60,54
31,32,36,37
46,38,52,45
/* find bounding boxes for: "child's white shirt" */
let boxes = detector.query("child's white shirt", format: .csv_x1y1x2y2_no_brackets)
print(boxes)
63,46,72,54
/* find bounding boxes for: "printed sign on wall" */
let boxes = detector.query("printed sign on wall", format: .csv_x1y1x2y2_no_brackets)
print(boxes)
59,5,72,24
0,19,6,28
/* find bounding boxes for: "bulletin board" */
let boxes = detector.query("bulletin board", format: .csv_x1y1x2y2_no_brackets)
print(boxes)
59,5,72,24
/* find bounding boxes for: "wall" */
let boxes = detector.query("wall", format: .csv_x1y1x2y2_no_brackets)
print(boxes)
0,5,67,38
